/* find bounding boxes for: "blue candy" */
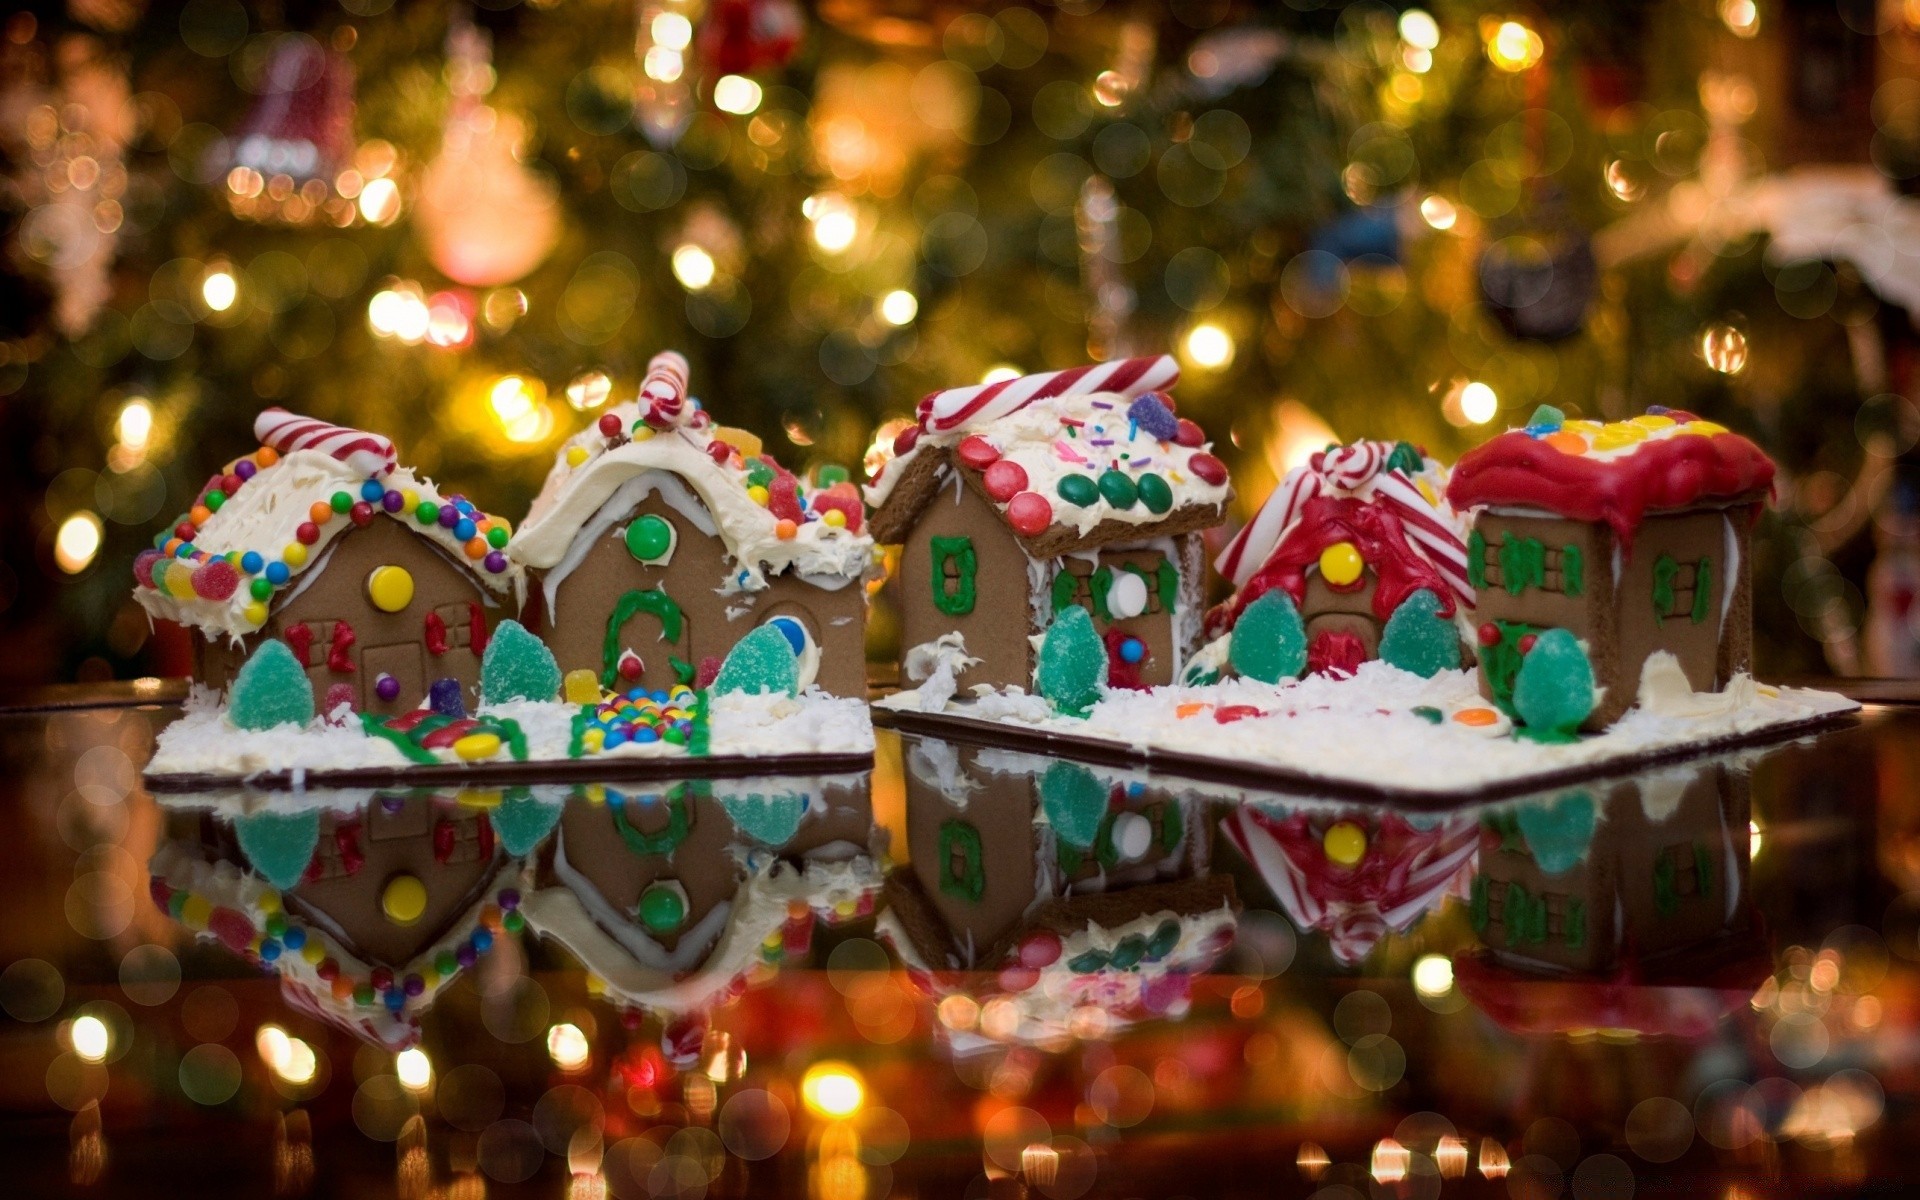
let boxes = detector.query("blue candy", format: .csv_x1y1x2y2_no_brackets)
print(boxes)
360,479,385,502
265,561,291,585
241,551,264,574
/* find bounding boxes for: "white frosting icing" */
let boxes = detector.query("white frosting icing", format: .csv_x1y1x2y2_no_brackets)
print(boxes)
1721,512,1741,626
541,471,713,622
134,450,521,643
511,404,873,592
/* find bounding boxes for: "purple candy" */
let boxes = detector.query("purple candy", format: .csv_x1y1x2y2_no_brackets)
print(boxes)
430,677,465,718
436,505,460,529
497,887,520,911
1128,393,1181,442
234,459,257,480
381,794,406,814
403,973,425,997
484,550,508,574
382,489,404,513
455,944,478,967
375,673,401,702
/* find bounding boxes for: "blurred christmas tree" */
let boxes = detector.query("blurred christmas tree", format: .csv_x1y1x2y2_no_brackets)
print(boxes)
2,0,1917,685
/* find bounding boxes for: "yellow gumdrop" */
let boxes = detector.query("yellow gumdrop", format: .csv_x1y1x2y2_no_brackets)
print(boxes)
1318,541,1365,587
566,446,589,467
564,668,601,705
367,565,415,613
453,732,502,761
166,566,199,599
180,895,213,931
822,508,847,527
382,874,428,925
1323,821,1368,867
1630,413,1676,430
712,425,764,457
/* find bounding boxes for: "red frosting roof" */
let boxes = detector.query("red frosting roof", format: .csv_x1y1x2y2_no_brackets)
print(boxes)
1445,422,1774,549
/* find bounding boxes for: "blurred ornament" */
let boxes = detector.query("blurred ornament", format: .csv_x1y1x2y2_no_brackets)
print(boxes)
699,0,804,76
415,15,558,287
635,1,694,147
215,35,356,223
1077,175,1137,359
1095,15,1157,111
1184,27,1290,100
1477,198,1596,343
1310,205,1401,265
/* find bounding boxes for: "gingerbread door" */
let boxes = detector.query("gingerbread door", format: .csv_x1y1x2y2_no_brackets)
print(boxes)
608,589,693,693
363,642,426,715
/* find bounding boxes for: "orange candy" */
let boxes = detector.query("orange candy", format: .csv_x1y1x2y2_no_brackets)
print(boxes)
1453,708,1500,727
308,500,333,524
162,538,183,555
1543,431,1588,455
1176,702,1210,719
254,447,279,467
331,975,354,1001
190,505,212,525
775,519,798,540
465,537,488,559
480,905,503,932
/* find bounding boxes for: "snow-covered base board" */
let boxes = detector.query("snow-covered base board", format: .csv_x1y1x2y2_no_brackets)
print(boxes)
144,687,875,790
874,659,1859,804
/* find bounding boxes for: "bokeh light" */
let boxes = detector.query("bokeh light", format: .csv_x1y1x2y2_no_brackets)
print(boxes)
879,289,918,325
1460,381,1500,425
670,244,716,291
1486,21,1544,72
714,75,763,116
69,1015,109,1064
1412,954,1454,998
396,1047,432,1092
54,512,103,574
801,1062,865,1119
1184,323,1235,369
200,266,237,313
547,1022,590,1072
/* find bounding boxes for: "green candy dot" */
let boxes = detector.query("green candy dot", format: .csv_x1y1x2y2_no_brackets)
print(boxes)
637,885,686,932
330,491,353,513
816,464,850,486
250,578,273,600
625,514,674,563
1057,474,1099,507
1108,933,1148,968
486,526,509,548
1067,949,1110,974
353,984,375,1007
415,501,440,525
265,913,288,936
205,490,226,511
436,951,458,976
1137,473,1173,514
1097,469,1137,510
1145,919,1181,960
503,910,525,933
745,460,776,488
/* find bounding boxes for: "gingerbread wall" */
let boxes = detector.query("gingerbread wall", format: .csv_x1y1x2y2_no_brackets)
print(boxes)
196,517,506,716
900,746,1042,964
894,483,1038,693
530,487,868,698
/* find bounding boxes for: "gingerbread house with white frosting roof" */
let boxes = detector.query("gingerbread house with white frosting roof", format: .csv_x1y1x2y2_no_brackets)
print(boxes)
507,353,873,699
132,410,521,716
866,357,1231,694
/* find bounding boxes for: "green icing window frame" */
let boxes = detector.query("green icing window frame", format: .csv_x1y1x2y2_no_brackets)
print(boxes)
601,588,687,687
1652,553,1713,626
1498,532,1547,596
929,536,978,616
1561,544,1584,597
1052,558,1178,624
612,792,692,857
1467,529,1487,590
937,819,986,902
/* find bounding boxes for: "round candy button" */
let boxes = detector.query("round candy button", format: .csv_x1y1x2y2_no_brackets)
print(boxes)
1323,821,1368,867
367,565,414,612
1318,541,1364,587
382,874,428,925
637,884,687,933
625,514,676,563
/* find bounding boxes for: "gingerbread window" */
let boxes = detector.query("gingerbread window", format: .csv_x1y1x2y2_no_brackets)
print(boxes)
1652,553,1713,625
1471,531,1585,597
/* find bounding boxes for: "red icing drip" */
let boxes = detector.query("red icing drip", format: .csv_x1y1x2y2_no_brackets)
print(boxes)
327,620,356,672
1307,630,1367,678
284,622,314,666
433,817,455,864
468,602,488,657
475,812,494,861
424,611,450,656
334,821,364,875
1445,427,1775,552
1206,494,1455,636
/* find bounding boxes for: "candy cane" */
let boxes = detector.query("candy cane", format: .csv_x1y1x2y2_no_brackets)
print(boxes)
637,350,690,430
254,409,397,477
916,355,1179,434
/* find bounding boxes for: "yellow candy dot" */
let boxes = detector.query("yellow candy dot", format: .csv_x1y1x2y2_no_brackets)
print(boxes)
367,565,415,613
1318,541,1365,587
300,940,325,964
566,446,588,467
564,668,601,705
1673,420,1728,436
458,788,502,809
1630,414,1676,430
402,489,420,511
822,508,847,528
1593,423,1648,452
258,891,281,915
453,732,502,761
1564,419,1603,434
747,485,769,507
180,895,213,931
382,874,428,925
581,728,605,752
630,427,654,442
243,602,269,626
1323,821,1368,867
282,543,308,568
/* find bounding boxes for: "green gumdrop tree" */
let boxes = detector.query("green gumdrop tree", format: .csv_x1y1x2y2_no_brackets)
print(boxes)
229,639,315,731
1512,628,1596,741
711,624,799,696
480,619,563,704
1515,789,1597,875
1036,605,1107,717
1378,589,1462,678
234,810,321,891
1040,761,1107,848
1229,590,1307,684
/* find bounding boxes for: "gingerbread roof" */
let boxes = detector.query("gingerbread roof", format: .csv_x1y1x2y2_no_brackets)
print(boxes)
507,399,873,590
865,389,1232,556
133,411,519,643
1446,409,1775,548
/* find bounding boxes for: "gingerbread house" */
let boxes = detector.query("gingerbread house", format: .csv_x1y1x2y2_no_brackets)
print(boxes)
1220,801,1478,967
507,355,873,698
149,786,540,1048
875,735,1236,1048
1445,407,1775,729
133,410,521,717
866,357,1231,694
1457,756,1768,1036
1208,440,1474,676
517,776,884,1062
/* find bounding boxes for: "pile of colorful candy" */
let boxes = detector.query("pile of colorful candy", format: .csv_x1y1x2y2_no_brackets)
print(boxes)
575,684,706,754
361,710,529,764
1520,403,1731,455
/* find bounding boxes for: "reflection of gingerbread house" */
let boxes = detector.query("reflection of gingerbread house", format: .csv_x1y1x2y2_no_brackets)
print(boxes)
1446,410,1775,728
1221,802,1477,967
133,411,521,716
507,392,873,697
149,786,546,1048
1210,441,1473,676
867,370,1230,693
518,777,884,1060
876,736,1237,1048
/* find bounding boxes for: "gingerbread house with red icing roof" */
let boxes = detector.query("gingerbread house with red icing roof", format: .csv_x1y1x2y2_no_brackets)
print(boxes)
1208,440,1473,676
131,410,521,717
866,357,1231,694
1446,407,1776,730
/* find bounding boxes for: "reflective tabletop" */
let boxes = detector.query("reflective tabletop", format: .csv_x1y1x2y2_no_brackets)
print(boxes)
1,691,1916,1198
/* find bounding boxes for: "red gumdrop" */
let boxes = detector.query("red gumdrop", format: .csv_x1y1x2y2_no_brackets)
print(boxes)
812,491,864,533
982,459,1028,502
1213,704,1266,724
207,906,256,952
1175,418,1206,447
133,549,163,588
1187,452,1228,486
893,424,922,456
694,656,723,689
767,473,804,522
997,965,1040,994
1476,622,1501,647
191,559,240,600
955,435,1000,470
1005,491,1052,537
1518,633,1538,654
1018,931,1062,969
